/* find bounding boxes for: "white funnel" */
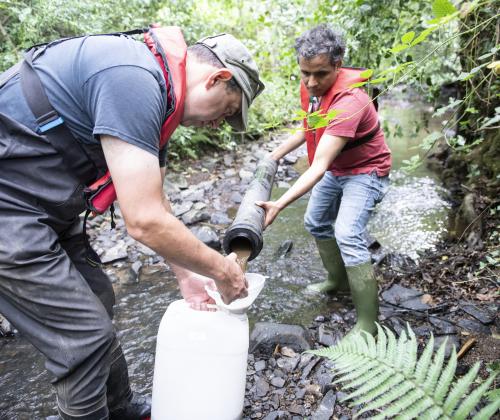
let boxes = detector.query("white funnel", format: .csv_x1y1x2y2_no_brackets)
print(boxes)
205,273,266,314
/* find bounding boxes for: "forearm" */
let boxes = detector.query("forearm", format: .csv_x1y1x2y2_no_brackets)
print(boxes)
270,130,305,161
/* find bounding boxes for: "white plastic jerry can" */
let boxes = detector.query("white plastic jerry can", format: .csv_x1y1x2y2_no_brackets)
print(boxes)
151,299,249,420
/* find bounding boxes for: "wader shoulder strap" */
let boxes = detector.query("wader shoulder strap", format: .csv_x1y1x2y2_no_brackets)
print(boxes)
341,121,381,153
20,48,97,185
0,62,22,89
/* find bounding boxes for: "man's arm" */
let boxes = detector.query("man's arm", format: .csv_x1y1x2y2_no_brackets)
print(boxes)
101,135,247,303
257,134,348,227
269,130,306,161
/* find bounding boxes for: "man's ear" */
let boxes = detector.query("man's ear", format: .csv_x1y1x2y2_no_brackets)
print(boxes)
335,60,343,71
205,68,233,89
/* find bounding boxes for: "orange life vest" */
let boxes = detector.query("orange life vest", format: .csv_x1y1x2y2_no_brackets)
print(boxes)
86,25,187,214
300,68,369,167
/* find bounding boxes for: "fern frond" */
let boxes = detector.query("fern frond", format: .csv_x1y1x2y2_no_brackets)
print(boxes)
443,362,480,414
475,397,500,420
453,373,497,419
311,323,497,419
414,334,435,382
434,346,457,404
423,336,448,394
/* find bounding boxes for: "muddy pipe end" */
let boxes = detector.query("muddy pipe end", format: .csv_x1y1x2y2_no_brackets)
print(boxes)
222,227,263,261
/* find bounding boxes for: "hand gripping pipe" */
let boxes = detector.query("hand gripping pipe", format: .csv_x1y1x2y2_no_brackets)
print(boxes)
223,157,278,261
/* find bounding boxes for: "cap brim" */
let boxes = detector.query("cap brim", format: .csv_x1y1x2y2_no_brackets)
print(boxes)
226,92,249,132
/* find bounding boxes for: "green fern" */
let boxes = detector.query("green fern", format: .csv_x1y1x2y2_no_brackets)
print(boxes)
308,324,499,419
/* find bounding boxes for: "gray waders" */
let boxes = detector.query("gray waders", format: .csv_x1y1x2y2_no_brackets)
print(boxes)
0,45,139,419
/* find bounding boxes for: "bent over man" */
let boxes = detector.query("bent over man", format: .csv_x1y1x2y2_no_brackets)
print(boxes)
257,24,391,340
0,25,264,419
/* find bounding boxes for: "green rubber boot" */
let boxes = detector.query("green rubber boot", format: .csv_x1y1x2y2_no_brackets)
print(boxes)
343,261,379,339
306,238,349,294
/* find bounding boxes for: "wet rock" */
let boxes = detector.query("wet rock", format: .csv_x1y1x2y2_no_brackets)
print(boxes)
211,212,232,225
255,377,270,397
301,357,321,379
190,226,220,250
459,301,495,324
230,192,243,204
317,324,339,347
131,260,143,275
381,284,430,311
276,355,300,373
280,346,297,358
250,322,312,354
413,325,434,337
239,168,254,182
274,240,293,259
224,168,237,177
181,209,210,225
429,317,457,334
277,181,291,189
311,390,336,420
270,377,286,388
298,353,315,369
254,360,266,372
288,403,305,416
163,181,180,196
283,155,298,164
0,314,14,337
101,242,128,263
263,411,286,420
387,317,406,336
173,201,193,217
457,318,491,335
115,267,138,284
136,243,157,257
181,188,205,202
165,173,189,190
433,334,460,358
193,202,207,210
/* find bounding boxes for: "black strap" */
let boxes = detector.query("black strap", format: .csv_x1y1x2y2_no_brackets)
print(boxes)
341,121,381,153
20,48,97,185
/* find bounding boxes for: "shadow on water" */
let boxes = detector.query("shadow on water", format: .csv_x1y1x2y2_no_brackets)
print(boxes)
0,94,452,417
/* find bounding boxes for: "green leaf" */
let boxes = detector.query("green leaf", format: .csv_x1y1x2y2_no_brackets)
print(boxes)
432,0,456,18
411,27,437,47
349,81,368,88
360,68,374,79
401,31,416,44
390,43,410,53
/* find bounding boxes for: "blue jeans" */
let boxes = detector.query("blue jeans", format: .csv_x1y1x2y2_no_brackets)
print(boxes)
304,171,389,267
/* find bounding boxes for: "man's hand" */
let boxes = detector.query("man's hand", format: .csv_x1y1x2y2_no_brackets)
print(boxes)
255,200,283,229
215,253,248,304
177,272,217,311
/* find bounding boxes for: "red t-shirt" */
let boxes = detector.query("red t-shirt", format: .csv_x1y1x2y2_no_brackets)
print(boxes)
324,88,391,176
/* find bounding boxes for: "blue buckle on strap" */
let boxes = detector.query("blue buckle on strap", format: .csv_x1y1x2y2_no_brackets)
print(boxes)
38,116,64,133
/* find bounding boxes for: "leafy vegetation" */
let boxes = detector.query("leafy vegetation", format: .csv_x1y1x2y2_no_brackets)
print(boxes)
0,0,497,165
309,324,500,419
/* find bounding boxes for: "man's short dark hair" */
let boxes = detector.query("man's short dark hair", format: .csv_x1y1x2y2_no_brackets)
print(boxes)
188,44,240,92
294,24,346,65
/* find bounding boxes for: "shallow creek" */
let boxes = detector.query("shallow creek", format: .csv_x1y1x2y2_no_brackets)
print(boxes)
0,95,451,417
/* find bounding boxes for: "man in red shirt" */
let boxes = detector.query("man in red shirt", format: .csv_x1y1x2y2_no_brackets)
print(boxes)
257,24,391,339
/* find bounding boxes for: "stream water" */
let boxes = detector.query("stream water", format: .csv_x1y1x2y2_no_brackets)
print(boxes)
0,95,452,418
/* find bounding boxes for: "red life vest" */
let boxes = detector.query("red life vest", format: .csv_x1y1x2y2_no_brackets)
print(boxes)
86,25,187,214
300,68,368,168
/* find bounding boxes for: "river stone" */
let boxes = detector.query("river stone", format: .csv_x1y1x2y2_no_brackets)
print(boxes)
429,317,457,334
270,377,286,388
276,355,300,372
283,155,298,164
459,301,495,324
190,226,220,250
277,181,291,189
381,284,430,310
165,173,189,190
457,318,491,334
115,267,138,284
263,411,287,420
211,212,232,225
131,260,143,274
136,243,157,257
433,334,460,358
311,390,336,420
181,188,205,202
239,168,254,182
230,192,243,203
181,209,210,225
163,181,180,196
255,377,270,397
301,357,321,379
0,314,14,336
193,202,207,210
254,360,266,372
274,240,293,258
101,242,128,263
317,324,339,347
250,322,312,354
224,168,237,177
173,201,193,217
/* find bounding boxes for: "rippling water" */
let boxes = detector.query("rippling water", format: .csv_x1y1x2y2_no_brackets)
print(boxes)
0,95,452,418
